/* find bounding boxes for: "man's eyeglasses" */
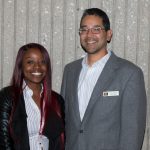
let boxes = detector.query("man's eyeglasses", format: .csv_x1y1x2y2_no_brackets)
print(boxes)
79,26,105,35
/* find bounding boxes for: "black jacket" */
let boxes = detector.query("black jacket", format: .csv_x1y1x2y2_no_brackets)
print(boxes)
0,86,65,150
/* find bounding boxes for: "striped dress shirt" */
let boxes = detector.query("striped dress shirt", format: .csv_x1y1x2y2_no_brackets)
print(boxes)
23,83,49,150
78,50,111,120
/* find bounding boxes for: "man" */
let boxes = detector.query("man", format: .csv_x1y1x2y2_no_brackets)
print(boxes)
61,8,146,150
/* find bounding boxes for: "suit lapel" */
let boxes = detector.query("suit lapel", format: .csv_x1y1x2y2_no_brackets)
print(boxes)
82,52,119,122
13,95,27,119
12,95,30,149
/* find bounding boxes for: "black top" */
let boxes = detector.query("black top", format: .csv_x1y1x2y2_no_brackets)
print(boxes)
0,86,65,150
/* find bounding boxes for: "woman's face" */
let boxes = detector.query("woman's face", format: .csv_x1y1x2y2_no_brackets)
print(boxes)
22,48,47,87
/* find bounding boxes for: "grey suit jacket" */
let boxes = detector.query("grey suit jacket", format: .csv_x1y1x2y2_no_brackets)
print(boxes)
61,52,146,150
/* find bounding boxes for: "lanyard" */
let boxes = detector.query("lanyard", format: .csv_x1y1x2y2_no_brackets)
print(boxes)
39,97,46,135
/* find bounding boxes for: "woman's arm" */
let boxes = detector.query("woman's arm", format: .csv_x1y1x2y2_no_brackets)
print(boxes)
0,87,13,150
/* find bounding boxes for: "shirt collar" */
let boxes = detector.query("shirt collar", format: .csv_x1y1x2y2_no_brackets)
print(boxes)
82,50,111,68
23,80,43,97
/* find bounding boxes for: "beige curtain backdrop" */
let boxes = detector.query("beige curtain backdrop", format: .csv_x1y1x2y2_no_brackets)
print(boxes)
0,0,150,149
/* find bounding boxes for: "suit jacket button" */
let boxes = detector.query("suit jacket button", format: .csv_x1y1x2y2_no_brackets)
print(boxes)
79,129,83,133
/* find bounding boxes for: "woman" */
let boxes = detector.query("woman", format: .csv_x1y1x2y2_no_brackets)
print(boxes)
0,43,65,150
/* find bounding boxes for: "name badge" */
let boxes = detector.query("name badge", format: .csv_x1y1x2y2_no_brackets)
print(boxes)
38,135,49,150
103,91,119,97
29,134,49,150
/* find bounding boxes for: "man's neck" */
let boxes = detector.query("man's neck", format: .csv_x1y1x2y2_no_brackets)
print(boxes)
87,49,108,66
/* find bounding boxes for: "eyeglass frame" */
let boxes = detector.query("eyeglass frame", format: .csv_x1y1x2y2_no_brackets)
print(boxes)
79,26,106,35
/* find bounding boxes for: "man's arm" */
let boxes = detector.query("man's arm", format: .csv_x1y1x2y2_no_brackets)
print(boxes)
60,65,68,100
119,68,147,150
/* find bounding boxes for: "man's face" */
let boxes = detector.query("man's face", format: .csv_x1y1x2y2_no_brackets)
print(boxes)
79,15,112,55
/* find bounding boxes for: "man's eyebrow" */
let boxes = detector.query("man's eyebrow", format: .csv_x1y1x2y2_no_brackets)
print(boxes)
80,25,102,28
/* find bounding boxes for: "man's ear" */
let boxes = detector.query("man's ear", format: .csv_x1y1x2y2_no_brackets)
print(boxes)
107,29,113,43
